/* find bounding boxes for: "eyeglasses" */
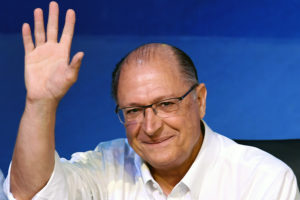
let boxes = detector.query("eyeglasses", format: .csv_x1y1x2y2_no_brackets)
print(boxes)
115,84,198,124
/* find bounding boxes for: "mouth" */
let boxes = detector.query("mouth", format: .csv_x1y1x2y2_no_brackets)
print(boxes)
142,135,175,146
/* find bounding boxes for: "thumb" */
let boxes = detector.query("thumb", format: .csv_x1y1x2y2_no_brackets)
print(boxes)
70,51,84,70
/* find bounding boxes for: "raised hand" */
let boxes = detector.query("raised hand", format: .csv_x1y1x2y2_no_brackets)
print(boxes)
10,2,84,199
23,1,84,104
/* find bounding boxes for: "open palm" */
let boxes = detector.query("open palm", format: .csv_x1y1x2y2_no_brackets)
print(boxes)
23,2,84,103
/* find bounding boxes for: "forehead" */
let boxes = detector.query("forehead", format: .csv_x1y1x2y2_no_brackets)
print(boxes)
117,54,188,105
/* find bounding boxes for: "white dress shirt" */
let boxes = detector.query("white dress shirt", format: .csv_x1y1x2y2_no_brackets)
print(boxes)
3,122,300,200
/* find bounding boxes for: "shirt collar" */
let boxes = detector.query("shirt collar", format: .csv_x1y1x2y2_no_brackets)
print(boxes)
133,148,154,185
134,121,220,199
134,152,164,195
181,120,220,199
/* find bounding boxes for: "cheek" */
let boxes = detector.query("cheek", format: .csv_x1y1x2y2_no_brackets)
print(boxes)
163,116,182,130
162,116,185,143
164,105,197,132
165,105,201,141
125,123,141,144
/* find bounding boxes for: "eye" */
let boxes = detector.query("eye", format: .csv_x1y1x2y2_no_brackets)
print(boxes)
158,101,175,107
126,107,143,115
156,99,179,112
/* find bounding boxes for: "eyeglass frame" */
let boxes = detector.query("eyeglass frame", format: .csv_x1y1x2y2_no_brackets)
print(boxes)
115,83,199,124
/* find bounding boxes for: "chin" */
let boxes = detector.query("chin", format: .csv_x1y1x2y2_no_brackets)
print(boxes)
144,151,183,169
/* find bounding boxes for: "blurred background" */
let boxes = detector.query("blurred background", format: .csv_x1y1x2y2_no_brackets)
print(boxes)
1,0,300,176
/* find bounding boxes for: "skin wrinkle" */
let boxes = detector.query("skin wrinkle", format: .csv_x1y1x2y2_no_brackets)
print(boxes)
117,44,207,195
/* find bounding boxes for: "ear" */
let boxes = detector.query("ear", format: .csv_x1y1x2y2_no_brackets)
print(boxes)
195,83,207,119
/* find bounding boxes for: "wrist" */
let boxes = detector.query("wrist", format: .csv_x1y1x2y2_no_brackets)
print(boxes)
25,97,59,114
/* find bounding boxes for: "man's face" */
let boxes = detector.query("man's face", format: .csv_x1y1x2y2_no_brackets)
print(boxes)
117,55,206,170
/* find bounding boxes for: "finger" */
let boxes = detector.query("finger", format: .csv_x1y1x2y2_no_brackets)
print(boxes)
60,9,76,48
33,8,46,47
47,1,59,42
66,52,84,84
69,52,84,70
22,23,34,54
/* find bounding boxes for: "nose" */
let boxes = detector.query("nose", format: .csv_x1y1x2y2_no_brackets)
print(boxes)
141,107,162,136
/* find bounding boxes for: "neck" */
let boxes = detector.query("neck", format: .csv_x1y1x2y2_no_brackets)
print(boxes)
149,132,203,195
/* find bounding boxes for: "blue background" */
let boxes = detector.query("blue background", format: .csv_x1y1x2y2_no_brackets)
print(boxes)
0,0,299,175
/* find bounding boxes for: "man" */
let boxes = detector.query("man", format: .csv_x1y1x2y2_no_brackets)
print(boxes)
3,1,300,200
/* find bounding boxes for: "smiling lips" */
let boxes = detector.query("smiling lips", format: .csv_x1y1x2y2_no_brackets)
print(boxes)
142,135,175,145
